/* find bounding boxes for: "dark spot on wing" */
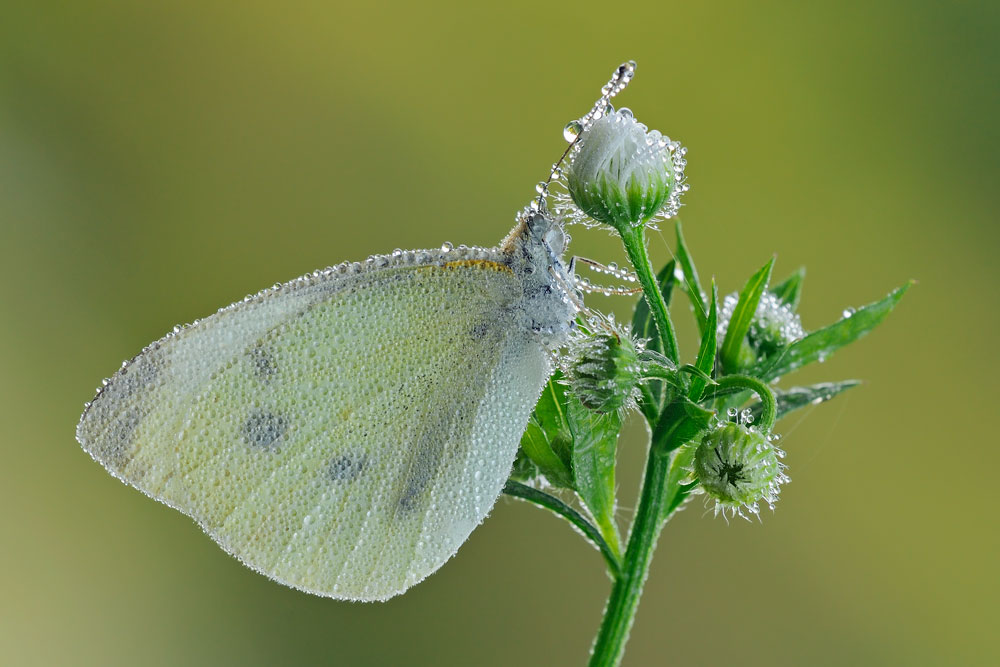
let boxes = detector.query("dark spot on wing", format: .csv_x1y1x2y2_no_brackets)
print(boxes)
248,345,277,381
328,454,368,482
242,410,288,450
468,320,491,339
468,305,514,341
396,431,445,513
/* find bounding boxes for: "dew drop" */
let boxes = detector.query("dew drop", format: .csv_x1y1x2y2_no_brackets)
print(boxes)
440,241,453,252
563,120,583,142
842,307,856,318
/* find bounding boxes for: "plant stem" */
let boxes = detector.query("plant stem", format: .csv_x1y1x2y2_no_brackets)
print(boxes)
589,224,686,666
713,374,777,432
618,225,678,364
589,447,670,666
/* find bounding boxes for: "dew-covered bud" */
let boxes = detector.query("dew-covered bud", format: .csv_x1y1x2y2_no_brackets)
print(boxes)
565,315,643,414
565,109,687,231
694,418,787,519
718,291,805,366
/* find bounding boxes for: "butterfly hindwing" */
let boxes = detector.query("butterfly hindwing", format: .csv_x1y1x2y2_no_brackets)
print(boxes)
77,258,553,600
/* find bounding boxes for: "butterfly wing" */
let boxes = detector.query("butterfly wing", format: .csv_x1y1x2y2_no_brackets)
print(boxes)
77,257,552,601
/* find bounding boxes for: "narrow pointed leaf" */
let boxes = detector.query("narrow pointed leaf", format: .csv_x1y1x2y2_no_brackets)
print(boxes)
770,267,805,310
675,221,708,333
720,257,775,373
567,396,623,555
748,381,862,423
688,282,718,400
697,384,747,402
661,443,698,522
677,364,713,385
518,375,574,488
641,366,689,393
755,282,912,381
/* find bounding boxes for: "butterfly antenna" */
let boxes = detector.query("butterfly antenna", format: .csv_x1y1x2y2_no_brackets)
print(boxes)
549,265,586,313
534,60,638,210
572,257,643,296
574,257,639,284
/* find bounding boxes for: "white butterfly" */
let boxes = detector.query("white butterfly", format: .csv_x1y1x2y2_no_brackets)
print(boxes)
77,212,578,601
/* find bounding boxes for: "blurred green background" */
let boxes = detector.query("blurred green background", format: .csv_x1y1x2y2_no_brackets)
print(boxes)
1,1,996,665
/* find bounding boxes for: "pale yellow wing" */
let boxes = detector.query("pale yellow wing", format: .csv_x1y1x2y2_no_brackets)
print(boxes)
77,255,552,600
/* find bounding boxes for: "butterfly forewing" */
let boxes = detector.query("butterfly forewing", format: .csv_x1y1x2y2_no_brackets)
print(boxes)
77,258,553,600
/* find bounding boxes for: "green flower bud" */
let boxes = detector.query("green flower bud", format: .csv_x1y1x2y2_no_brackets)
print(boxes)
718,291,805,366
694,414,788,519
565,315,643,414
564,109,687,231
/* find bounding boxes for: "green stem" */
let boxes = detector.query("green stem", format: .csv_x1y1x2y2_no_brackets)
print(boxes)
502,481,621,577
588,448,671,666
713,374,777,432
619,225,679,364
586,225,693,665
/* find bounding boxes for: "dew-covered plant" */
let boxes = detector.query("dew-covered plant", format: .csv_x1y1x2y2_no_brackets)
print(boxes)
504,62,910,666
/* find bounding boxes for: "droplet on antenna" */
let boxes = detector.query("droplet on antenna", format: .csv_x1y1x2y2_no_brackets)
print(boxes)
563,120,583,142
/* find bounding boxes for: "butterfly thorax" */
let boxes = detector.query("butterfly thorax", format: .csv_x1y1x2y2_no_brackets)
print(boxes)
499,212,579,350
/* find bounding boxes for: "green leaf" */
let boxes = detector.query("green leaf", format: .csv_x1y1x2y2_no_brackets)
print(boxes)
652,398,714,454
508,448,541,483
720,257,775,373
770,266,806,310
697,384,746,402
688,281,718,401
754,282,913,381
677,364,713,386
641,369,689,395
521,372,625,554
675,221,708,334
749,381,862,423
518,374,574,488
661,444,698,522
567,396,623,556
632,260,676,412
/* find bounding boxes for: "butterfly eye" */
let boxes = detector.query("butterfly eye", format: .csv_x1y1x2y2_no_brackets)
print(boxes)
543,225,567,256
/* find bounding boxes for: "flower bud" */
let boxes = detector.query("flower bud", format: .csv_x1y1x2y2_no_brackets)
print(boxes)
565,315,643,414
565,109,687,230
718,291,805,366
694,418,787,519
